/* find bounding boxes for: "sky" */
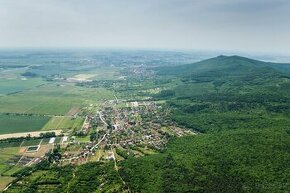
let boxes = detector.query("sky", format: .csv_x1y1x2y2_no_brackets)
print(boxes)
0,0,290,54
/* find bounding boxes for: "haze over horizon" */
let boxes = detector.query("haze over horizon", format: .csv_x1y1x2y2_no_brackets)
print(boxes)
1,0,290,55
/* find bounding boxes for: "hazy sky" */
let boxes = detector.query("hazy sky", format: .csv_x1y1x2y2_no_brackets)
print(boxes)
1,0,290,54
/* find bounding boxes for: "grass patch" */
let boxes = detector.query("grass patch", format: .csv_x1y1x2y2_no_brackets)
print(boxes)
75,136,90,143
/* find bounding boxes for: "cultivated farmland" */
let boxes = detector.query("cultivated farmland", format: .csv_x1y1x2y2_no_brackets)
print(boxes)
0,83,114,115
0,78,45,95
0,114,50,135
42,116,84,132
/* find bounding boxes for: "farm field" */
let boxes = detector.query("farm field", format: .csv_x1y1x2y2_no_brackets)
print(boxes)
0,83,114,115
42,116,84,132
0,114,50,135
0,135,66,189
0,64,29,80
67,67,121,81
2,165,23,176
0,147,21,175
0,176,15,191
0,78,45,95
81,67,120,80
0,138,58,191
0,78,46,95
21,138,42,147
4,162,126,193
0,141,22,148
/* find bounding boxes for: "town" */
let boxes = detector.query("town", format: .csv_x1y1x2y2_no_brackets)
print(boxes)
59,98,195,165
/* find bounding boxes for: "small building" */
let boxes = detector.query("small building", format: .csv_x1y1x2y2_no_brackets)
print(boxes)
49,137,56,144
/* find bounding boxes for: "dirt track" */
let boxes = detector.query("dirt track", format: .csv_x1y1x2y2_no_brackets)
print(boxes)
0,130,62,140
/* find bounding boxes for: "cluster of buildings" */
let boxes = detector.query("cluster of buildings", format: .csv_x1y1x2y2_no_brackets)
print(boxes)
56,99,194,165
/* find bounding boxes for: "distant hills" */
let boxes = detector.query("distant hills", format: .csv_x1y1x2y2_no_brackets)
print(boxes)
156,55,290,75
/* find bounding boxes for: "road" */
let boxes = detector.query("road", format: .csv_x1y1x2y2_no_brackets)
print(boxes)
90,133,107,151
111,146,131,193
97,111,108,126
0,130,62,140
114,93,119,103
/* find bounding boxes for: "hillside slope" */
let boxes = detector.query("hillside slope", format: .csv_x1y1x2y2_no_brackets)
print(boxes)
156,55,290,76
156,56,290,132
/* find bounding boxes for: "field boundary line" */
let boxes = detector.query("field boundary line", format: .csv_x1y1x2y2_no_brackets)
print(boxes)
19,140,24,147
39,139,43,146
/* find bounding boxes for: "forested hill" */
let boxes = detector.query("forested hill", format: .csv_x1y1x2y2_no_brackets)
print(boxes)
155,55,290,133
118,56,290,193
156,55,290,76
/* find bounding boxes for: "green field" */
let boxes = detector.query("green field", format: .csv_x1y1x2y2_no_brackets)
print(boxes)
0,83,114,115
75,135,90,143
0,147,21,175
0,114,50,135
0,78,44,95
0,141,22,148
54,137,62,144
71,67,120,81
40,137,51,145
2,165,23,176
42,116,84,131
21,139,42,147
0,176,15,191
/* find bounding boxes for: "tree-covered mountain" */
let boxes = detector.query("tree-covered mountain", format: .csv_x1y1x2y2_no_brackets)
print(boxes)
155,56,290,133
156,55,290,76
